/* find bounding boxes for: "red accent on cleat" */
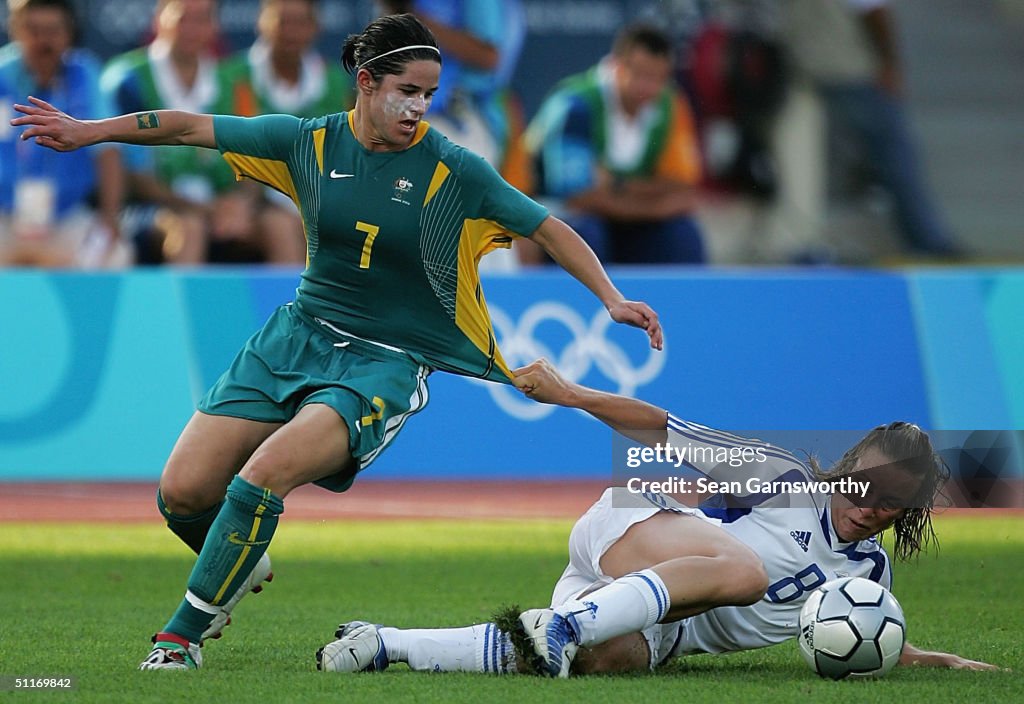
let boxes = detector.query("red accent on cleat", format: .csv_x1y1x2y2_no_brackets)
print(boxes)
154,632,191,649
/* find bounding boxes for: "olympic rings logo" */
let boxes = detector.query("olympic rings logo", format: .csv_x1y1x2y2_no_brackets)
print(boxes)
475,302,667,421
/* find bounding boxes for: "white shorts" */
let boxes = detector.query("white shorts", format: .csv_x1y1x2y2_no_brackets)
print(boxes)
549,487,715,668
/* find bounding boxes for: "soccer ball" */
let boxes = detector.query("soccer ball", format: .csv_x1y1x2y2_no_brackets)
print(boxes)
798,577,906,680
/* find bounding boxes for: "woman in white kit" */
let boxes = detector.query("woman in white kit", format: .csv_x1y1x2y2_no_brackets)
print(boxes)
318,359,998,676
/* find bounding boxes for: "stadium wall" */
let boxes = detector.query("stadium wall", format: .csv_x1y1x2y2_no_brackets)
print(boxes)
1,268,1022,481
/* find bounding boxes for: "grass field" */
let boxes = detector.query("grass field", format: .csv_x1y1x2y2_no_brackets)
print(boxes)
1,515,1021,703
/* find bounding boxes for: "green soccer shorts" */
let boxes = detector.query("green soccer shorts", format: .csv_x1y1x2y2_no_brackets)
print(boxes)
199,304,431,491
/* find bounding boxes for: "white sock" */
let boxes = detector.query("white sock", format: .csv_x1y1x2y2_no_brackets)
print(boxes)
554,569,670,647
379,624,517,673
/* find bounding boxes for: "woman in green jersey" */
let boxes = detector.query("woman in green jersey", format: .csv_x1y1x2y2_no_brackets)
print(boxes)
12,13,663,670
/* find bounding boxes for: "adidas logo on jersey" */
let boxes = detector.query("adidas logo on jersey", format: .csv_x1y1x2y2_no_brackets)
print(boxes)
790,530,812,552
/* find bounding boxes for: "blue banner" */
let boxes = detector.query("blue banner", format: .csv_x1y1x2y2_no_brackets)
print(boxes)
1,268,1023,481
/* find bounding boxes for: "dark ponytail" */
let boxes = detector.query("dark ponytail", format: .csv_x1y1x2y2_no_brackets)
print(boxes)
342,13,441,80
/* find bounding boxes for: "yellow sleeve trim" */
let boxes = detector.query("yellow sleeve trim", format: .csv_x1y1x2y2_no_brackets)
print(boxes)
424,161,451,206
222,152,300,207
454,218,517,380
312,127,326,175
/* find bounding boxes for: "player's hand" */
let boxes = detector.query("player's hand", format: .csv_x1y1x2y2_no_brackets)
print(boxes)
608,300,663,351
512,358,578,406
11,96,93,152
939,655,1002,671
903,647,1004,671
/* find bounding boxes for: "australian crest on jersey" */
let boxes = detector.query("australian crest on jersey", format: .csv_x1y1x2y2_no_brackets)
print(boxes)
391,175,414,205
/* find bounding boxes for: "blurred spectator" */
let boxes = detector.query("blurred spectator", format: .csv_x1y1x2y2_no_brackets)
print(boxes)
219,0,353,118
101,0,269,264
217,0,354,265
524,22,705,264
781,0,961,257
377,0,533,270
670,0,805,264
687,10,787,203
0,0,129,268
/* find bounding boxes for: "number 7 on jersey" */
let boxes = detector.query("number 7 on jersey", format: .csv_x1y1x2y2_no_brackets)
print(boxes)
356,221,380,269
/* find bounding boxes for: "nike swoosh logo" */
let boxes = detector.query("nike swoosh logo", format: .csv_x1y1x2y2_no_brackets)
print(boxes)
330,170,354,179
227,531,271,547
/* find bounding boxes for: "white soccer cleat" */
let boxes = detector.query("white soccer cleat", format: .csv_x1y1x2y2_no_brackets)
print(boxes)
317,623,389,672
139,633,202,671
518,608,579,678
201,553,273,642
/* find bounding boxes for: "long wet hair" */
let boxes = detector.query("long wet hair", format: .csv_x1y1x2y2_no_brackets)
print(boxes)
814,422,949,561
341,13,441,82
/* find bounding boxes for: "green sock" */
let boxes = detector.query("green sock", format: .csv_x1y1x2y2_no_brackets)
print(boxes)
162,475,284,643
157,489,223,554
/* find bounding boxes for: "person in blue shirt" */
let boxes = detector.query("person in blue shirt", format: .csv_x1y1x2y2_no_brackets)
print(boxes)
0,0,127,267
524,24,706,265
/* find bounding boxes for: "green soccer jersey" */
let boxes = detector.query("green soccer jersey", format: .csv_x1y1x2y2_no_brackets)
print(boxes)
213,112,549,383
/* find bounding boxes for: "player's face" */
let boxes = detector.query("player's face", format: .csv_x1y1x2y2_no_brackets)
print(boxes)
830,447,924,543
615,47,672,115
362,60,439,149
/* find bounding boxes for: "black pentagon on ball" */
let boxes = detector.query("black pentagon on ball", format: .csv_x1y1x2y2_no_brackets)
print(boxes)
846,638,885,673
815,651,853,680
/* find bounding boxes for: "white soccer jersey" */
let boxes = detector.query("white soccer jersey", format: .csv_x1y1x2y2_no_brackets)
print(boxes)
659,415,893,659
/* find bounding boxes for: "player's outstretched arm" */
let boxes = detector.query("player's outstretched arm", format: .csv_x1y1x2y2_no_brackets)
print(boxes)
11,96,215,152
513,358,668,447
530,215,663,351
900,642,1001,670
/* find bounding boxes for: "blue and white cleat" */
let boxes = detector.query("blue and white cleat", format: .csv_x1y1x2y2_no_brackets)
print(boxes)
317,623,389,672
518,608,580,678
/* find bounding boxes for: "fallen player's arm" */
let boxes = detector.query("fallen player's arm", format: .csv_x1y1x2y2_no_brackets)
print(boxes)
513,358,668,447
899,642,1000,670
